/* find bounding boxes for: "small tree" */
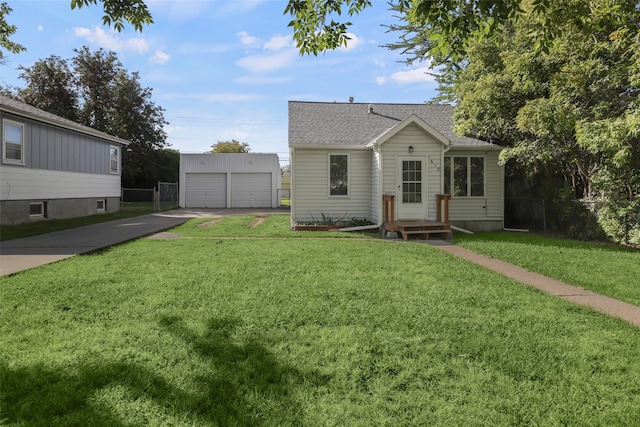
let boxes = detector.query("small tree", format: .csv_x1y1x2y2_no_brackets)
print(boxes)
210,140,250,153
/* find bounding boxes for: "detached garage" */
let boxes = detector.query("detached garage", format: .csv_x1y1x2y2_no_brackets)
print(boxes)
179,153,281,208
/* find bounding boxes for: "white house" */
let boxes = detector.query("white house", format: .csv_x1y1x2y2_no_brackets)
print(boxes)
0,95,130,225
179,153,281,208
288,101,505,232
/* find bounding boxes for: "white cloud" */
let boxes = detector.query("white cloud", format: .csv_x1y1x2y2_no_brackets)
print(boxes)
236,49,297,73
264,35,292,51
389,67,435,84
336,33,364,51
374,66,436,85
237,31,261,47
37,25,44,31
74,26,149,54
150,50,170,64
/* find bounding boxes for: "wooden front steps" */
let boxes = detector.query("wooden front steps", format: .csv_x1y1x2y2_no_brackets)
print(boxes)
382,194,452,241
384,220,451,241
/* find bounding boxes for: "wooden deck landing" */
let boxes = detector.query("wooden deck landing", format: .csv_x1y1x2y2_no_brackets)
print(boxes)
383,220,451,241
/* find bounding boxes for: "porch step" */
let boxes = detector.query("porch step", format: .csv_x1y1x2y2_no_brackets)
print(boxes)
383,220,451,241
401,229,451,241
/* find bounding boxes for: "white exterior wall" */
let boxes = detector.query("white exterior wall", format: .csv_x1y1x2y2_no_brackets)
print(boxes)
179,153,280,208
291,147,371,223
380,123,444,221
447,148,503,222
1,165,121,200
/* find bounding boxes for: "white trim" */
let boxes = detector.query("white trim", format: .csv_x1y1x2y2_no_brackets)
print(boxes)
396,155,427,220
367,114,450,149
290,143,367,150
109,145,120,175
2,119,25,166
29,201,46,218
328,152,349,198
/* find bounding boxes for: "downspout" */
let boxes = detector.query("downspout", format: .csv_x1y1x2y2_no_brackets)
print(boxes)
337,143,384,232
290,146,295,229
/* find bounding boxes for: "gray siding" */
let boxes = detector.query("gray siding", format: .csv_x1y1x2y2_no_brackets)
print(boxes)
2,112,114,175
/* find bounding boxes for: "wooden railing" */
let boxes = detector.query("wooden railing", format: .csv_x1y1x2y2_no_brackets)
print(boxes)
383,194,396,226
436,194,451,224
383,193,450,225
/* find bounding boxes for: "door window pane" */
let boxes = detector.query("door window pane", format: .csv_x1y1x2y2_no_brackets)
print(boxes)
402,160,422,203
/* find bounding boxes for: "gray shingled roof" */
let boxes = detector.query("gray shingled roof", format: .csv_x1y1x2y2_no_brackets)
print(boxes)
0,94,130,145
288,101,489,147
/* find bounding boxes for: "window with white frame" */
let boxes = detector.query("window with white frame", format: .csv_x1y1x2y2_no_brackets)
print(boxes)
110,145,119,174
3,119,25,165
444,156,485,197
29,202,47,218
97,199,106,212
329,154,349,196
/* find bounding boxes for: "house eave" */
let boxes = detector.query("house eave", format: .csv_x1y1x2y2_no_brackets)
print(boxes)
0,101,131,146
289,143,368,150
448,143,504,151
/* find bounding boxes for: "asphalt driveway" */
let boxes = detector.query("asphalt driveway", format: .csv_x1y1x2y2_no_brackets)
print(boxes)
0,208,289,276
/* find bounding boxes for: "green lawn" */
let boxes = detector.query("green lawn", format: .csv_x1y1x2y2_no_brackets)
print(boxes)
2,217,640,426
454,232,640,306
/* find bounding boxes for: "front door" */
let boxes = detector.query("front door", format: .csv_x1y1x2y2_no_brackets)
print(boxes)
397,156,426,220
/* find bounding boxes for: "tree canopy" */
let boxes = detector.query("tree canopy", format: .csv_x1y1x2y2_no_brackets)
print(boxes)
16,46,169,188
210,140,250,153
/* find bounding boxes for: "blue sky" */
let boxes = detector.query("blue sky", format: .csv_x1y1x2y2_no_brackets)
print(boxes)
0,0,440,165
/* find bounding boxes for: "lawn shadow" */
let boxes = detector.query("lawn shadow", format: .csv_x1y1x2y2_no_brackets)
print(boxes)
158,315,308,425
1,316,310,426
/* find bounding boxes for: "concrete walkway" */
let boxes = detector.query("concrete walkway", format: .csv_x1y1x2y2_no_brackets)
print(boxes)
426,240,640,327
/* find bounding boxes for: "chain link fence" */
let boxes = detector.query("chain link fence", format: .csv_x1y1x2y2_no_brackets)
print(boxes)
122,182,178,213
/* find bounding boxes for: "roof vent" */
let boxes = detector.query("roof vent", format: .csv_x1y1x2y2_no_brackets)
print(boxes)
349,96,354,103
368,104,373,114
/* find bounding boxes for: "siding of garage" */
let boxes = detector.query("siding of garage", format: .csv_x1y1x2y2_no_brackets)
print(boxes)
179,153,280,208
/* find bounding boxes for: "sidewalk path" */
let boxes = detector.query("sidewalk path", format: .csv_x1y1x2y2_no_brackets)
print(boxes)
427,240,640,327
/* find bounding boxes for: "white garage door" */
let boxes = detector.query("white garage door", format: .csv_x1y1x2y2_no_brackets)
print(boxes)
230,173,272,208
185,173,226,208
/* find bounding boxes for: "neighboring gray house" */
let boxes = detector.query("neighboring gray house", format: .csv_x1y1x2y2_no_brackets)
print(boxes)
1,95,130,225
179,153,281,208
288,101,505,232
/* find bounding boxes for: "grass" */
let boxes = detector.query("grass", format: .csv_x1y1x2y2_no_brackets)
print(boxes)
2,218,640,425
171,214,372,238
0,202,157,242
454,232,640,306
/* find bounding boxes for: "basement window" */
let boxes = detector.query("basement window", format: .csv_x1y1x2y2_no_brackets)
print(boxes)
97,199,106,212
29,202,47,218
